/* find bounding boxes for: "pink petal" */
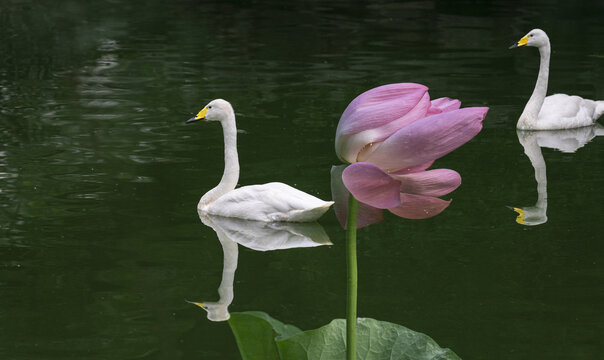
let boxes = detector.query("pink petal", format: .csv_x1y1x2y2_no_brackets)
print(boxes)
338,83,428,135
389,161,435,175
335,83,430,163
356,203,384,229
388,193,452,219
392,169,461,197
356,93,432,162
364,107,488,171
331,165,383,229
342,162,402,209
426,97,461,116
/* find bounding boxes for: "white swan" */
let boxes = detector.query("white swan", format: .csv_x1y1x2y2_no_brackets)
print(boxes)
186,99,333,222
509,29,604,130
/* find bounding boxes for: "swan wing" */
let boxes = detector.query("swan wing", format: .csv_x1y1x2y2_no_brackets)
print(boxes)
203,182,333,222
538,94,599,129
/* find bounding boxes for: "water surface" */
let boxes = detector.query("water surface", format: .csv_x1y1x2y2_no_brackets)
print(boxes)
1,1,603,359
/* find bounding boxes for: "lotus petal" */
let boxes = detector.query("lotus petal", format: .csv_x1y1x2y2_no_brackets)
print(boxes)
426,97,461,116
389,161,435,175
330,165,383,229
335,83,429,163
342,162,402,209
355,93,432,162
388,193,452,219
392,169,461,197
364,107,488,171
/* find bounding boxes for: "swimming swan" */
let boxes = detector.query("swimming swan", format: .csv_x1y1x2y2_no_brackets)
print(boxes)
509,29,604,130
186,99,333,222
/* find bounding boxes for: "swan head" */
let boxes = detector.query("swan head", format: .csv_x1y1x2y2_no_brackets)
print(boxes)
509,29,549,49
510,206,547,226
186,99,233,124
186,300,230,321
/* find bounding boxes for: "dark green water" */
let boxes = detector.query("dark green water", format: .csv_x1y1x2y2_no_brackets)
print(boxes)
1,1,603,359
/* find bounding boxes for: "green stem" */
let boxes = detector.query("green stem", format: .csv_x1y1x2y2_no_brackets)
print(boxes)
346,194,359,360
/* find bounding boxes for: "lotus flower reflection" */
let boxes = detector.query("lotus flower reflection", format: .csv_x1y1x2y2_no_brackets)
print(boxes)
333,83,488,228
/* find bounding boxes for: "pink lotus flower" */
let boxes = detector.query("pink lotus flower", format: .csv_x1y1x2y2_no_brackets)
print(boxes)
332,83,488,228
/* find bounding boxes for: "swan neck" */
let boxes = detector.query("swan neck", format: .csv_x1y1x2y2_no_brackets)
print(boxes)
200,109,240,206
521,43,550,122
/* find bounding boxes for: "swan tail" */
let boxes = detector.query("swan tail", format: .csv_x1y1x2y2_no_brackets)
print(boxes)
276,201,334,222
595,101,604,120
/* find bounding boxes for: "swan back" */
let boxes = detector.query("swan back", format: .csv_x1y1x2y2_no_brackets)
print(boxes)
531,94,601,130
201,182,334,222
596,101,604,119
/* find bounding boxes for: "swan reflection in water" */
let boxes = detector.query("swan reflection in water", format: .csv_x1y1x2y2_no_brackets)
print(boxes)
512,124,603,225
188,211,331,321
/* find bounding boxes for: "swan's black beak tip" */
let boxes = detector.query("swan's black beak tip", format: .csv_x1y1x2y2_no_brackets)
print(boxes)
186,117,201,124
508,43,518,50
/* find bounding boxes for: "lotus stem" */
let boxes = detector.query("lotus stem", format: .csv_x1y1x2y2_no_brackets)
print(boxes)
346,194,358,360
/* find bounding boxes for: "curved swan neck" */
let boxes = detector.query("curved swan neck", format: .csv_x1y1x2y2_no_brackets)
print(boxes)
200,107,240,206
519,42,551,126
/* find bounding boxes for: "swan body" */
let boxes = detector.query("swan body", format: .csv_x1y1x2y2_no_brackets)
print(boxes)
186,99,333,222
201,182,334,222
510,29,604,130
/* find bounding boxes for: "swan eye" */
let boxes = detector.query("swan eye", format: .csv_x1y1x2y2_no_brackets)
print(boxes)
208,106,212,109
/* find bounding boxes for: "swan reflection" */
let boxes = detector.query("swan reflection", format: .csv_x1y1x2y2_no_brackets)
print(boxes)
512,124,603,225
188,212,331,321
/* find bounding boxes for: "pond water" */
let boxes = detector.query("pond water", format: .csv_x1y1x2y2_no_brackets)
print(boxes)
1,1,603,359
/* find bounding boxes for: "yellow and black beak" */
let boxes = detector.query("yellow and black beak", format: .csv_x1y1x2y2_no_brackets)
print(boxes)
509,35,529,49
506,206,526,224
512,207,526,225
186,106,208,124
185,300,207,309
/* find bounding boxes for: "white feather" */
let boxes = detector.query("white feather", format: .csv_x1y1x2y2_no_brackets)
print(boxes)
202,182,334,222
